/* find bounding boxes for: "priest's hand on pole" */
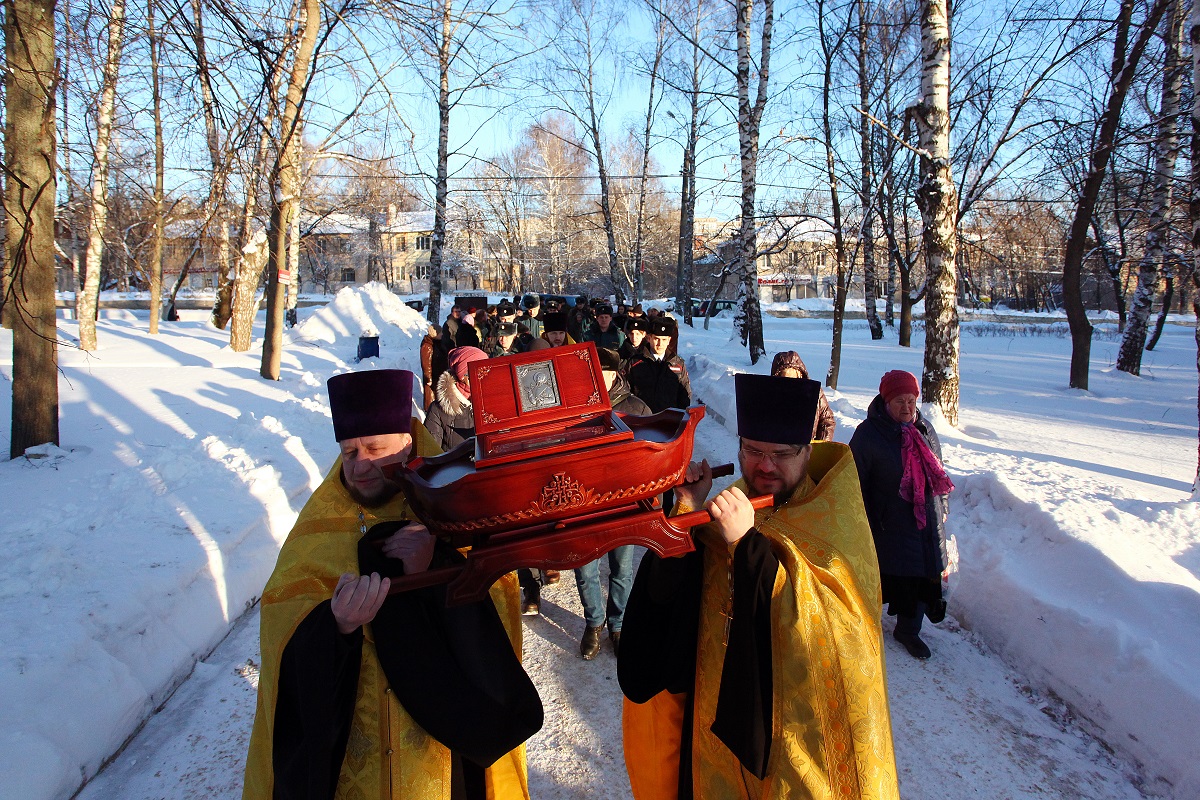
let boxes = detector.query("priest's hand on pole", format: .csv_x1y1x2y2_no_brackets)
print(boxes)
332,572,391,635
675,458,713,513
708,486,755,546
380,522,436,575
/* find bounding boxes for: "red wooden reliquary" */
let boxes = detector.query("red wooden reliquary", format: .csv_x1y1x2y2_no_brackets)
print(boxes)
393,342,709,604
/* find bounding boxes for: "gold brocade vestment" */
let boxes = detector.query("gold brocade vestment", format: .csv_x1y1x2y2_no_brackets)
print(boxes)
243,426,529,800
624,442,899,800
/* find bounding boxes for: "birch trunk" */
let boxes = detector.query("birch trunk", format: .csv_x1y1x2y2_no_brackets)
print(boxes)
1190,0,1200,492
733,0,774,364
588,83,622,302
676,72,698,327
1062,0,1169,388
5,0,59,457
260,0,319,380
148,0,164,334
821,3,849,389
229,62,283,352
76,0,124,351
634,20,665,306
287,182,302,320
675,3,700,326
191,0,233,330
427,0,451,327
1118,0,1183,375
914,0,959,425
859,0,882,341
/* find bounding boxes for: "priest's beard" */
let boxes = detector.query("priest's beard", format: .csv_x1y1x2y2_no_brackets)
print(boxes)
344,476,402,508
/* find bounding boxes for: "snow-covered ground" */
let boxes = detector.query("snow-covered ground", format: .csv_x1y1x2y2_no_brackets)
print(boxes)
2,284,1197,799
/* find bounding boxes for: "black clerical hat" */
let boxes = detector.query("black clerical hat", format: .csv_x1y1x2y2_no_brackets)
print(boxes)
734,373,820,446
327,369,413,441
543,311,568,332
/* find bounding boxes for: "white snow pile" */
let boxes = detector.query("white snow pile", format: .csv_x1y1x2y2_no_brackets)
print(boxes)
292,282,429,353
0,313,367,800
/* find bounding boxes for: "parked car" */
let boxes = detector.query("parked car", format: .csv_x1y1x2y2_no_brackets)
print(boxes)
695,299,737,316
405,300,425,313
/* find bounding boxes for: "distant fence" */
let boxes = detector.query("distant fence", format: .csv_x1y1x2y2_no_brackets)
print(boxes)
764,308,1196,326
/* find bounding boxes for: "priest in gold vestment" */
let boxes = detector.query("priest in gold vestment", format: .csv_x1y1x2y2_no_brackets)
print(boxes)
619,373,898,800
243,369,542,800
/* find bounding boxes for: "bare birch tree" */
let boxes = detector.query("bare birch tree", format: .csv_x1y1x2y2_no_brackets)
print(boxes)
5,0,59,457
858,0,883,341
1118,0,1184,375
656,0,723,327
1062,0,1169,389
914,0,959,424
814,0,854,388
1190,0,1200,492
732,0,775,364
535,0,625,300
76,0,126,351
390,0,523,325
261,0,322,380
147,0,165,334
631,6,668,304
188,0,236,330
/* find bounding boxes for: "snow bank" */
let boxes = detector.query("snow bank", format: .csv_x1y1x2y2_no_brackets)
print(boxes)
685,326,1199,798
951,472,1200,797
0,295,429,800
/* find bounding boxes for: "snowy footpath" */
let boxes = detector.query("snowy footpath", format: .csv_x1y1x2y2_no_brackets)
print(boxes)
1,285,1197,799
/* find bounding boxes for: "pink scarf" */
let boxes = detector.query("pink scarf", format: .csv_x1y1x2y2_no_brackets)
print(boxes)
899,423,955,529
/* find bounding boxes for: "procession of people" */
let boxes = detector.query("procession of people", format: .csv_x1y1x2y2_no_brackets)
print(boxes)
242,291,964,799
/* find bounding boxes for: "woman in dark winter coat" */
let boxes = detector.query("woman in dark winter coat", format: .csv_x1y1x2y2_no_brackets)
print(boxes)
849,370,954,660
770,350,836,441
423,346,488,452
419,325,446,411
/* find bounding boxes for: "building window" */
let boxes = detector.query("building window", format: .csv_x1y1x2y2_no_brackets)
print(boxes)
816,251,827,268
789,250,799,267
417,235,432,251
341,268,356,282
399,235,407,250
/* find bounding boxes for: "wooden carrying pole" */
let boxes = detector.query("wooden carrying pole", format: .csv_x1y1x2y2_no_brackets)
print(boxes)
382,463,773,601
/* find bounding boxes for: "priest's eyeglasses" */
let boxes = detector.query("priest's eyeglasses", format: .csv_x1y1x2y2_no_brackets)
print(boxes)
739,443,804,465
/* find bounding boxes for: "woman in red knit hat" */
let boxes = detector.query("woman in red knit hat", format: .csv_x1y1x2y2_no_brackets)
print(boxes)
849,370,955,660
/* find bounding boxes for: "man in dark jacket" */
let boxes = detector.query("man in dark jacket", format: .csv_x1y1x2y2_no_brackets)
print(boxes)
486,321,526,358
587,304,626,350
573,349,652,661
518,293,544,340
626,317,692,413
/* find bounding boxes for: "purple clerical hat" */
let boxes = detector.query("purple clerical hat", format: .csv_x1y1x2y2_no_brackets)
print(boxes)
734,373,820,446
327,369,413,441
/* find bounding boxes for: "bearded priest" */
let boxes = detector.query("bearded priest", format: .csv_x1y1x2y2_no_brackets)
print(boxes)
243,369,542,800
618,373,898,800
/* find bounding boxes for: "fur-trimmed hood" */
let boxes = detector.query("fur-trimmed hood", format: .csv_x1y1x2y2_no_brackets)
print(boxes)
435,371,472,417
